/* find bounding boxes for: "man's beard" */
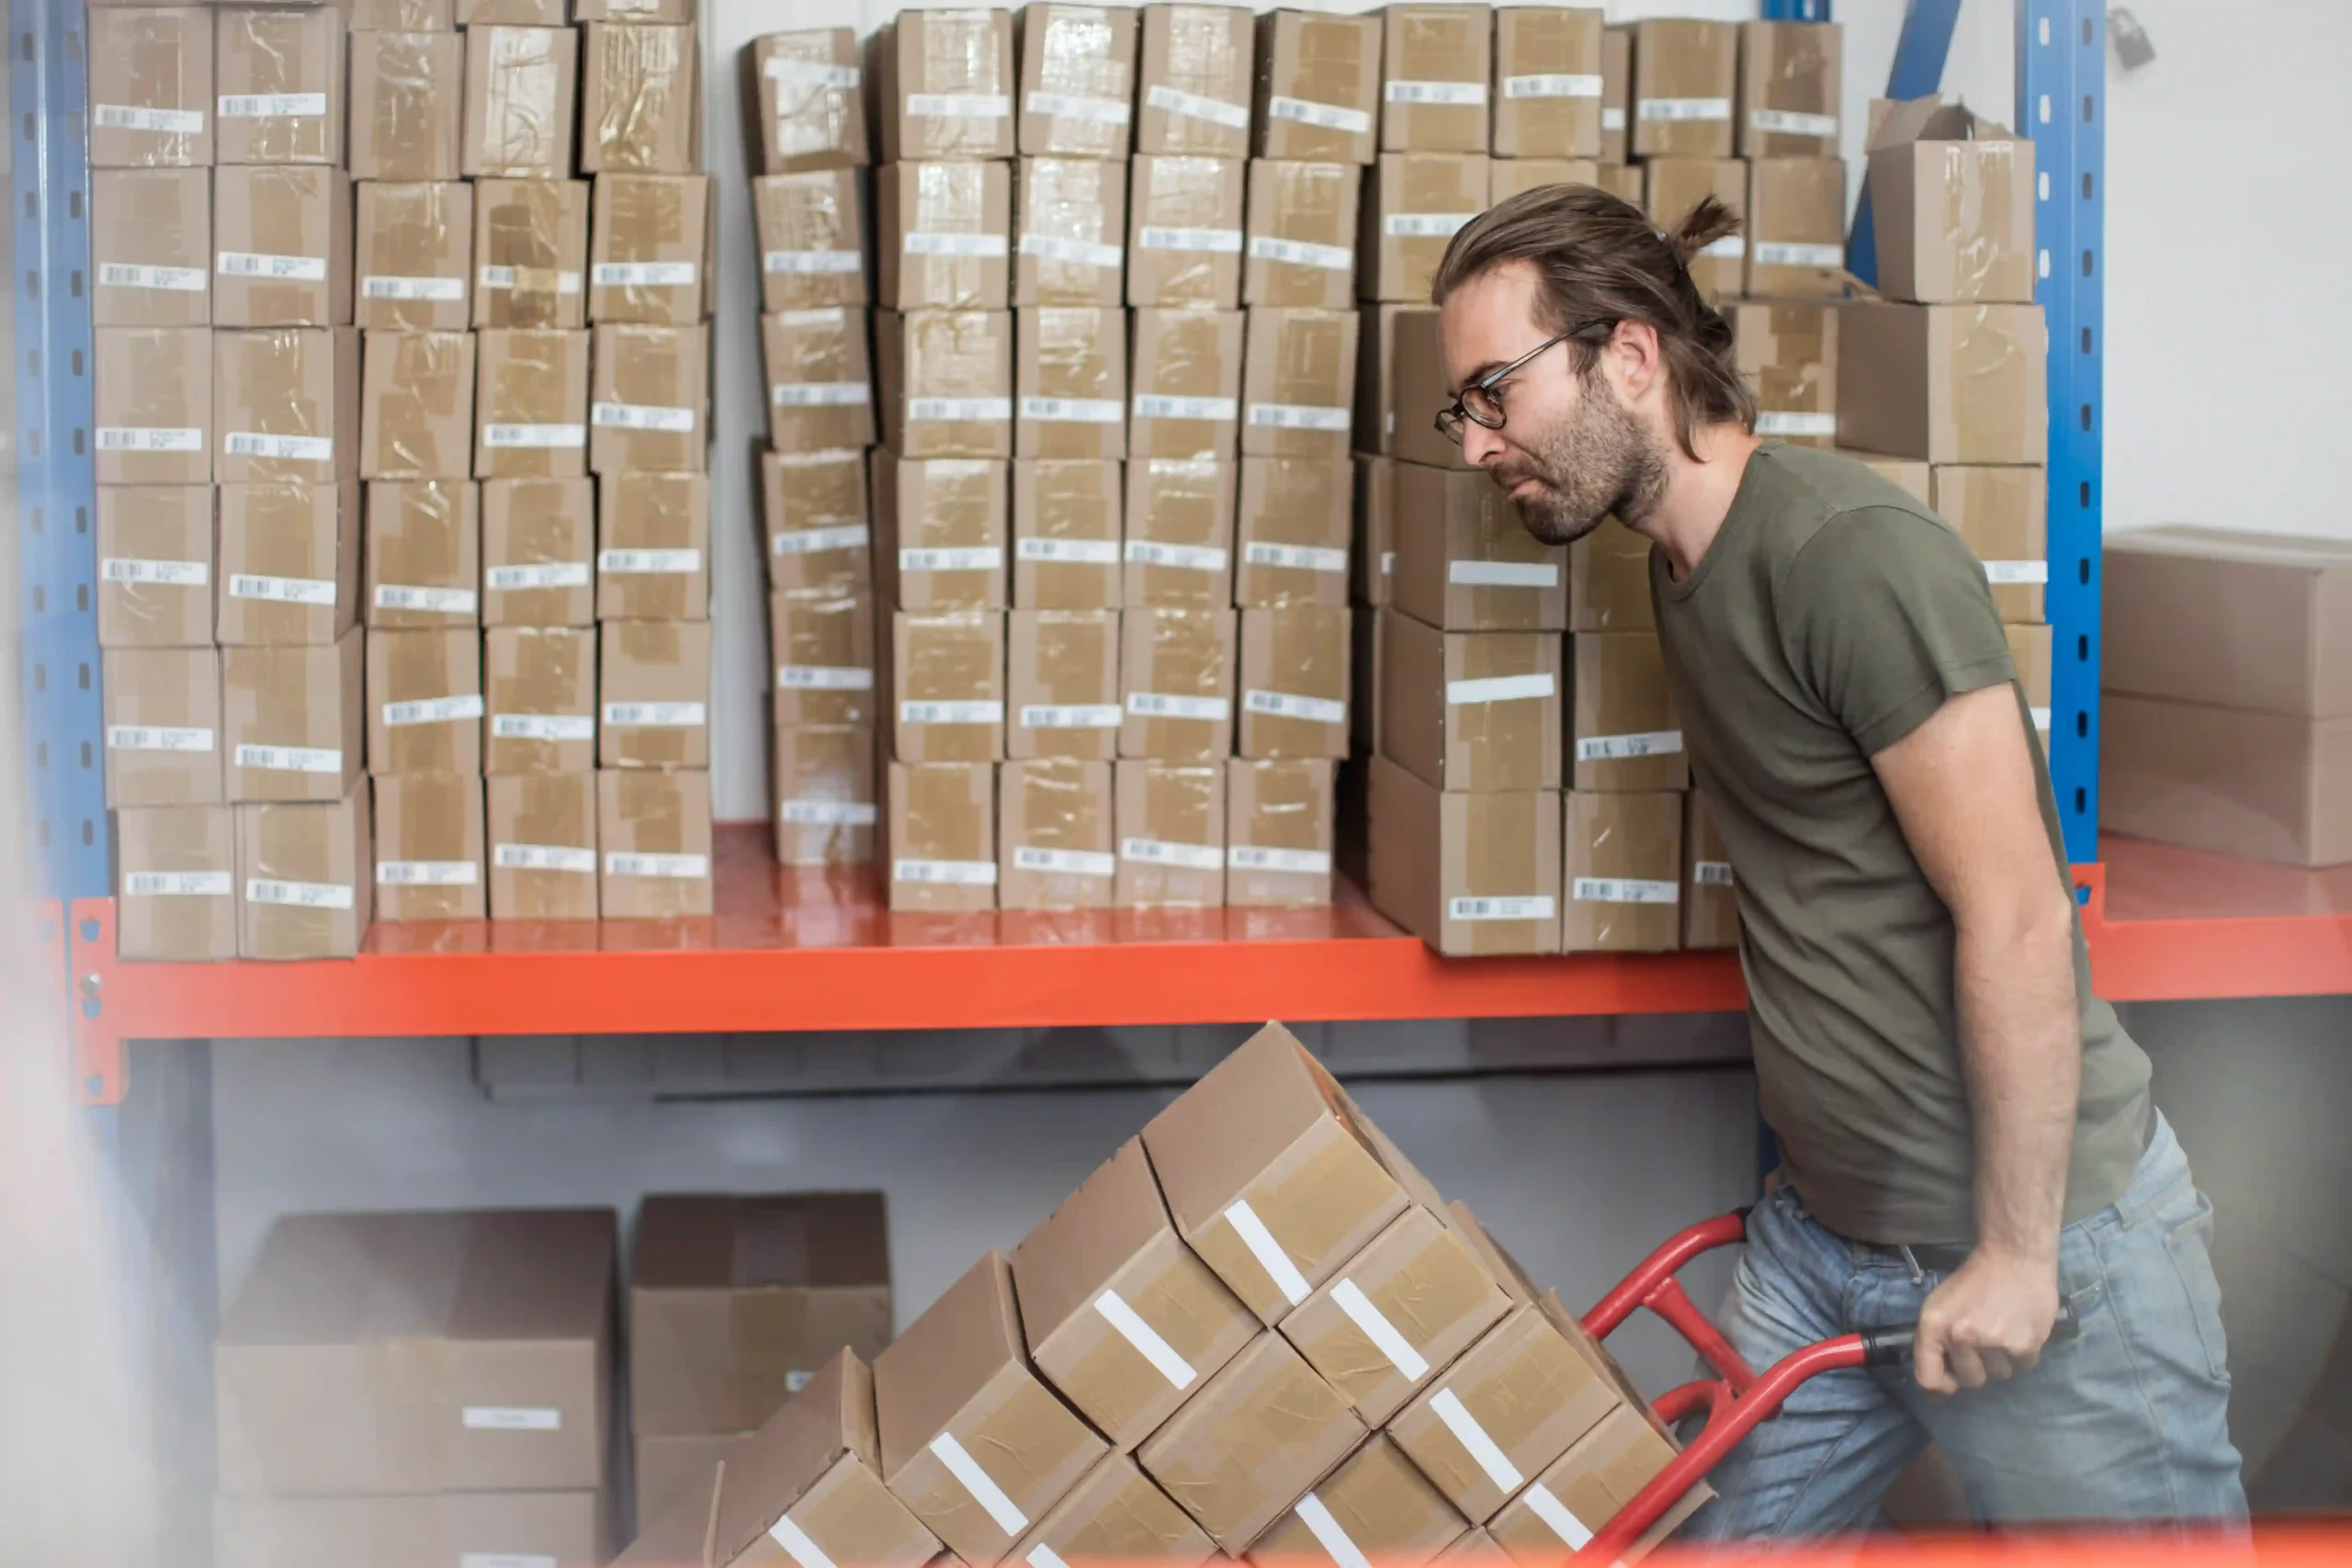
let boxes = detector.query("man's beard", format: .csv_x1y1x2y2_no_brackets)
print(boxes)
1494,383,1668,547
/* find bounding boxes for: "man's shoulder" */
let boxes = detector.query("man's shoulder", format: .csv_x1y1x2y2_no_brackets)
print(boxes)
1743,444,1952,564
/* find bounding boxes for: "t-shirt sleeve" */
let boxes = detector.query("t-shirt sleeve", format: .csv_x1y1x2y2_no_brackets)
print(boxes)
1779,506,2016,757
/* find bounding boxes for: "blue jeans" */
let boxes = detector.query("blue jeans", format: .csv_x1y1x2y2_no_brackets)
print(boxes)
1685,1112,2247,1539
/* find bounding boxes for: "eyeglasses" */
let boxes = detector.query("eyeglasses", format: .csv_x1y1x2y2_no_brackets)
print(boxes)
1434,326,1602,441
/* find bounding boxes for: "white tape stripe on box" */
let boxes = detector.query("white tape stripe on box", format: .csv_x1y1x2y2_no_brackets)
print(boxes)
1523,1481,1595,1549
927,1431,1026,1534
1431,1388,1523,1492
1093,1289,1197,1389
1294,1495,1373,1568
767,1514,839,1568
1026,1546,1072,1568
1223,1199,1311,1305
1329,1279,1428,1380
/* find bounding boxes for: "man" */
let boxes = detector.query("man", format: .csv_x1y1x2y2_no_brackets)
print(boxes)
1430,184,2245,1534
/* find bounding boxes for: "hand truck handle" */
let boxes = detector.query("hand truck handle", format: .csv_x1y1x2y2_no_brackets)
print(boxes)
1858,1299,2081,1367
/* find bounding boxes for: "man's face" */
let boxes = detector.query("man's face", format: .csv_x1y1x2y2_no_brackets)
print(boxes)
1437,260,1664,546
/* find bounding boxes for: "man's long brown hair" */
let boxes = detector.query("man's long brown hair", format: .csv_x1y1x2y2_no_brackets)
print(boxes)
1430,184,1757,460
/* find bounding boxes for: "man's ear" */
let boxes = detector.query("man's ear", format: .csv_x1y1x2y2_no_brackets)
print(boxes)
1609,320,1665,402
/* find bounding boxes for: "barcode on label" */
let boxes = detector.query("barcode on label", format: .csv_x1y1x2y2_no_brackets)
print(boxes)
492,714,595,741
771,380,871,407
1753,242,1846,270
902,231,1011,258
764,57,861,88
1145,85,1250,129
234,744,343,773
125,870,232,897
383,694,485,727
246,877,355,909
1125,540,1227,572
780,798,878,827
223,432,334,464
603,702,707,728
1243,689,1345,725
378,860,479,886
1695,861,1735,887
1013,845,1116,878
229,573,337,606
1125,692,1228,722
894,858,999,886
1267,95,1372,135
1026,89,1133,124
1228,844,1330,874
486,562,592,591
775,665,873,691
1383,213,1479,239
1137,226,1244,254
899,700,1003,726
1016,232,1124,269
1246,235,1354,272
1015,536,1119,565
899,546,1001,573
479,266,582,294
1386,80,1487,105
1573,877,1679,905
374,583,477,615
1133,395,1238,423
906,92,1012,118
598,548,700,574
592,261,697,288
481,423,587,449
1243,541,1347,574
1120,837,1223,871
219,93,326,118
1752,107,1838,139
102,558,209,587
1639,96,1732,122
1576,730,1684,761
1504,73,1602,99
1984,559,2050,585
99,263,207,292
1450,895,1556,921
1246,402,1351,432
362,275,467,301
1755,412,1838,438
606,852,709,879
492,843,596,874
773,524,869,557
96,427,203,453
217,251,328,282
764,249,864,275
94,103,206,135
908,398,1012,423
1020,396,1124,423
592,402,696,434
1019,703,1122,729
107,725,212,753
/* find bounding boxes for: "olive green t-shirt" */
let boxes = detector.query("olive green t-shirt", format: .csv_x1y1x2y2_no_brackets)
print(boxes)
1651,442,2151,1246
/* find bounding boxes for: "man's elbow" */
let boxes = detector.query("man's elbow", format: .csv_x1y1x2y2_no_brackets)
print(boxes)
1957,877,2079,962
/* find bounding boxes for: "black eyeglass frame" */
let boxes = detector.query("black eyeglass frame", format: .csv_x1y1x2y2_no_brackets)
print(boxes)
1433,321,1613,441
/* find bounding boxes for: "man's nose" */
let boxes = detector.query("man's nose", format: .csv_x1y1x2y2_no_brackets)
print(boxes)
1461,421,1506,467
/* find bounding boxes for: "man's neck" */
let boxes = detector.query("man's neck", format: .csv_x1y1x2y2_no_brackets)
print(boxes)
1634,423,1764,581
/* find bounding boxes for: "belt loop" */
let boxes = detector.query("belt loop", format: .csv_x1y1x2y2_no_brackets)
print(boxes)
1897,1245,1927,1287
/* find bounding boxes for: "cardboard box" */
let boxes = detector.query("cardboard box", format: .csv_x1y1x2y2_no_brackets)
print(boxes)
1120,607,1234,761
885,761,996,909
1393,462,1566,631
1364,153,1488,303
1380,4,1491,155
1012,157,1126,310
771,594,879,728
2104,695,2352,869
589,322,709,474
222,631,366,802
1865,96,2036,305
475,178,591,330
1136,2,1254,159
576,0,689,22
1128,154,1247,309
1642,157,1745,302
368,626,483,775
361,330,476,480
487,771,599,917
1227,757,1335,906
235,790,370,956
1493,7,1604,161
97,484,215,648
875,310,1016,459
765,448,874,601
1570,631,1686,792
598,768,714,917
1236,457,1349,608
1281,1203,1510,1424
349,28,464,181
216,325,362,483
457,0,567,29
1017,307,1127,458
1251,1433,1467,1566
1488,1404,1700,1565
1738,20,1842,157
597,471,710,621
757,170,867,313
582,22,698,175
876,8,1017,164
1933,466,2047,624
483,477,595,627
1563,790,1682,953
879,161,1014,311
218,479,361,645
88,7,212,169
348,0,456,32
636,1433,741,1539
1238,606,1349,760
1567,516,1652,633
464,26,581,179
1240,308,1357,458
486,626,598,773
775,725,879,866
1113,759,1224,906
1365,756,1560,956
1682,790,1737,951
1837,302,2047,465
366,479,479,628
1018,2,1138,160
1353,453,1394,607
1125,456,1236,607
115,805,238,960
217,1493,602,1568
1009,609,1121,761
1729,299,1838,448
214,4,343,164
1012,458,1122,609
94,168,210,327
96,326,212,484
103,647,222,807
1385,308,1474,468
874,454,1010,611
1379,611,1561,794
1745,157,1846,299
1255,9,1381,164
477,328,593,478
600,619,711,770
1008,1452,1213,1568
1598,28,1629,164
356,180,473,333
1242,159,1360,310
372,772,486,921
2105,527,2352,718
1131,307,1245,458
1627,18,1736,160
1490,157,1600,204
1136,1329,1361,1551
891,611,1006,763
754,28,870,173
2009,622,2053,741
1595,162,1641,204
999,756,1117,908
1839,447,1931,506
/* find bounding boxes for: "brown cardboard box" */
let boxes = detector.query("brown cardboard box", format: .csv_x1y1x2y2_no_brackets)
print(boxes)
1009,610,1121,761
2009,622,2053,743
357,180,473,333
1642,157,1745,302
346,0,454,30
1120,607,1234,761
478,329,592,478
1840,447,1932,506
1136,2,1255,159
1932,465,2047,623
216,326,362,483
1242,159,1360,309
1563,789,1683,953
103,647,223,806
1255,9,1381,164
1490,157,1600,204
771,594,879,728
487,771,600,916
215,5,343,164
1227,757,1335,905
463,26,581,179
1439,1527,1501,1563
475,178,591,330
1013,157,1127,309
94,168,210,327
600,620,711,769
222,631,366,801
598,768,714,917
1837,302,2047,465
89,7,212,169
1012,458,1123,608
1598,28,1630,163
1488,1404,1700,1565
1380,610,1561,793
1128,154,1247,308
486,625,598,773
348,29,464,181
1114,758,1224,906
874,455,1010,611
234,787,372,957
1493,7,1604,161
367,479,480,627
1281,1203,1510,1425
1729,299,1838,448
1364,757,1560,955
764,448,873,600
1125,457,1236,606
217,1493,602,1568
1682,789,1737,950
880,162,1014,311
2105,527,2352,718
876,8,1017,164
775,725,880,866
1865,96,2036,305
2104,695,2352,869
1238,605,1349,760
875,310,1016,459
96,326,212,485
1570,631,1687,792
372,772,487,920
754,28,870,173
1567,516,1653,632
757,170,868,313
1010,1452,1213,1568
891,611,1006,762
361,330,476,479
1019,2,1138,160
458,0,567,30
636,1433,742,1540
98,485,215,648
885,761,997,909
1739,20,1842,157
1241,308,1357,458
218,479,361,645
874,1254,1108,1559
1137,1331,1362,1552
1018,307,1127,458
116,805,239,960
1385,307,1474,468
1627,18,1736,159
1380,4,1491,155
1354,452,1394,608
1595,162,1641,204
582,23,699,175
589,323,709,474
483,477,595,626
367,626,483,775
1393,462,1566,631
999,756,1118,908
1131,308,1245,458
597,471,710,621
1236,457,1349,608
1364,153,1488,303
1251,1433,1467,1566
1746,157,1846,299
576,0,689,22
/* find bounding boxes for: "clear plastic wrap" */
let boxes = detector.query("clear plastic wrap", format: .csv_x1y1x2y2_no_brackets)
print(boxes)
1018,3,1136,161
584,22,698,175
349,28,463,181
463,24,579,179
216,5,343,164
755,28,868,172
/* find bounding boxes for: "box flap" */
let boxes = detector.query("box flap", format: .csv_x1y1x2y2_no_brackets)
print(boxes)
1010,1138,1166,1356
634,1193,891,1292
1138,1022,1340,1234
873,1250,1023,1480
707,1348,876,1564
1864,93,2014,153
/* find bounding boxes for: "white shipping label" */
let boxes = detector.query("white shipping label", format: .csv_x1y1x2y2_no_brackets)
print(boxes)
926,1431,1027,1533
1448,559,1560,588
94,103,206,135
1228,844,1330,875
125,870,234,897
1146,84,1250,129
382,694,485,727
1020,395,1125,424
607,852,710,879
217,251,328,282
1753,241,1845,270
603,702,707,728
899,546,1002,573
1013,845,1115,879
1136,226,1244,254
1017,536,1118,566
1120,837,1222,872
102,557,209,587
492,842,596,874
1984,559,2051,585
99,263,207,292
1385,79,1487,106
772,380,872,408
107,725,212,753
486,561,592,591
1329,1278,1430,1381
773,525,870,557
765,1515,841,1568
1447,672,1556,705
776,664,874,691
779,798,877,828
97,426,203,453
229,572,336,605
1431,1388,1525,1492
462,1556,556,1568
235,744,343,773
1449,895,1556,922
1019,703,1122,730
1504,73,1603,99
481,423,587,449
1573,877,1680,905
1702,234,1747,259
223,432,334,464
592,402,696,434
1246,235,1354,272
1125,692,1228,722
1222,1199,1313,1305
895,858,1000,887
1384,212,1479,239
378,859,479,886
906,92,1012,118
1523,1483,1595,1550
592,261,697,288
1601,107,1626,132
218,92,327,118
465,1395,567,1419
1016,232,1125,269
902,231,1011,258
245,877,355,909
1382,550,1396,577
479,265,582,295
1267,95,1372,135
764,248,865,276
764,56,861,88
1243,540,1347,575
1695,861,1735,887
1294,1495,1373,1568
1751,107,1838,139
1026,89,1133,124
2032,706,2052,732
899,699,1003,726
1025,1549,1069,1568
1246,402,1351,432
362,274,467,302
1125,540,1227,573
1576,729,1684,761
1638,96,1733,122
908,397,1013,423
1755,411,1837,438
1133,394,1238,423
492,713,595,742
1243,689,1345,726
374,583,477,615
598,547,701,574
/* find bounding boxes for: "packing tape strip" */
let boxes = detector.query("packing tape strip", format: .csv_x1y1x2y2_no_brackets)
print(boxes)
1223,1199,1312,1305
1431,1388,1523,1492
767,1514,840,1568
1523,1482,1595,1550
1330,1279,1429,1381
1093,1289,1197,1389
928,1431,1028,1535
1294,1493,1373,1568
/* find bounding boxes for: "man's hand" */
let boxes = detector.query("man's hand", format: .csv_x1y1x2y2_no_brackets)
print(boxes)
1913,1247,2062,1394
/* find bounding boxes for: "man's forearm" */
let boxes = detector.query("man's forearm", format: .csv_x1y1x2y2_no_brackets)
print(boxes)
1952,897,2082,1260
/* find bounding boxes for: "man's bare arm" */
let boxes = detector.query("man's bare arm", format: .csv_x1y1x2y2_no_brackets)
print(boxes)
1872,682,2080,1393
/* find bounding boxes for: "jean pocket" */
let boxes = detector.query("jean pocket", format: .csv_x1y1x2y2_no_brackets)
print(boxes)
2162,1189,2230,1382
